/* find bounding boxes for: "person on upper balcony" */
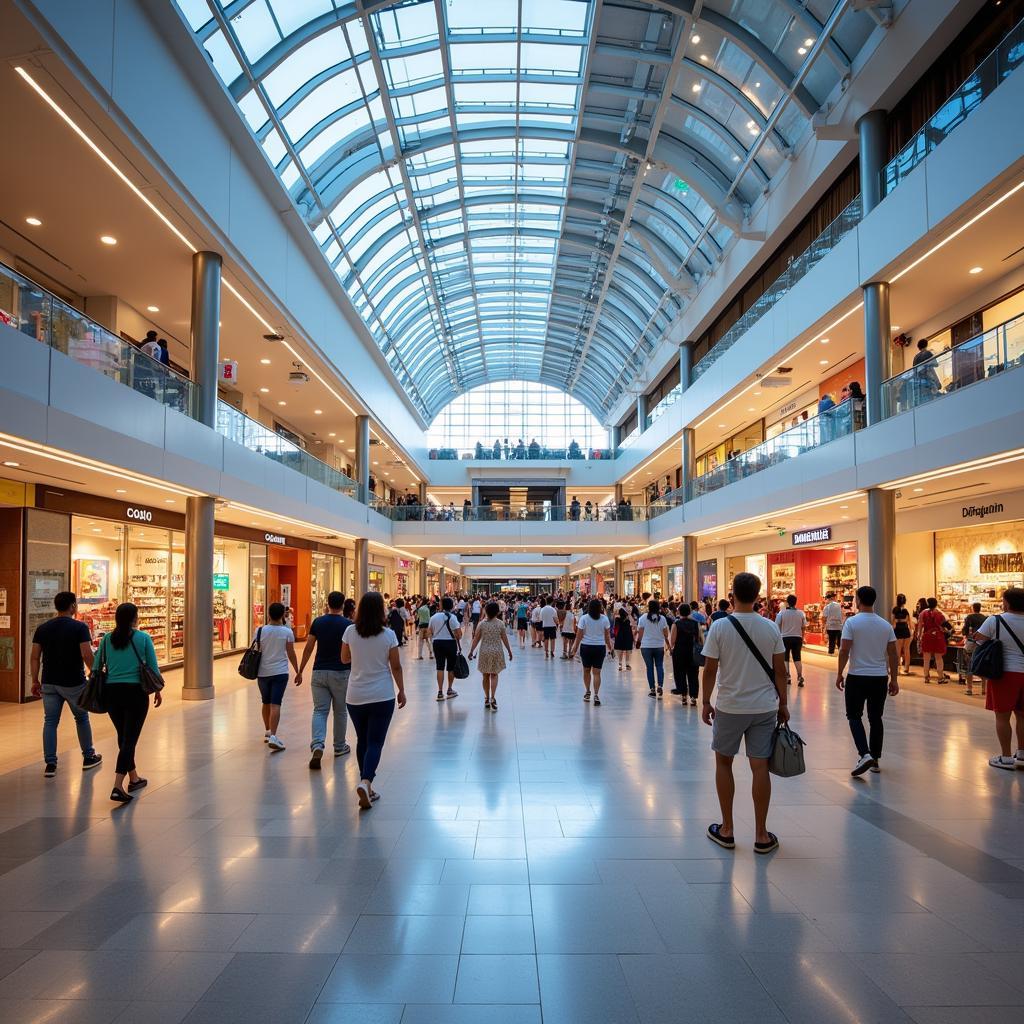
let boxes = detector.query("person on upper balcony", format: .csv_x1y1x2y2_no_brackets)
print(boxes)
492,439,501,459
528,438,540,459
568,439,582,460
912,338,942,397
569,496,581,521
515,439,526,460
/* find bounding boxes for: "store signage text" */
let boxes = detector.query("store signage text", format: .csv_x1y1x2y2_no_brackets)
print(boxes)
792,526,832,546
125,506,153,522
963,503,1004,520
980,552,1024,573
264,533,286,545
778,399,798,418
212,573,230,590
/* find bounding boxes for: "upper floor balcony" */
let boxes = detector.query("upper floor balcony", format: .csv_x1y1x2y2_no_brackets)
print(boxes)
429,442,616,462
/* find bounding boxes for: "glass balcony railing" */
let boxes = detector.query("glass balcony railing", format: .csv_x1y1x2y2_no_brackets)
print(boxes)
0,260,194,415
685,402,860,501
882,16,1024,196
881,314,1024,418
693,195,862,382
428,444,616,461
215,401,359,499
379,502,655,523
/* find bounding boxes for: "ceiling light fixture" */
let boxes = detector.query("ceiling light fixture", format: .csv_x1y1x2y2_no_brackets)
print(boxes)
803,38,815,46
819,359,829,365
691,83,702,93
699,53,709,62
277,400,286,406
691,33,700,43
797,46,807,55
969,266,983,274
99,235,117,245
146,305,159,313
260,358,271,365
25,216,42,226
259,387,269,393
314,409,322,415
2,460,20,468
115,488,126,493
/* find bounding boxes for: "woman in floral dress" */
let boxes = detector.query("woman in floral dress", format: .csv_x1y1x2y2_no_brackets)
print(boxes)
469,601,513,711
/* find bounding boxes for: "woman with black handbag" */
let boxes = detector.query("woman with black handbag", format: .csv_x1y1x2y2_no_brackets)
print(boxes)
92,602,163,803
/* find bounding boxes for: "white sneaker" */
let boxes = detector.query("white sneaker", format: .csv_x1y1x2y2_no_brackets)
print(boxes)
990,754,1016,770
267,735,286,751
1015,750,1024,769
851,753,876,777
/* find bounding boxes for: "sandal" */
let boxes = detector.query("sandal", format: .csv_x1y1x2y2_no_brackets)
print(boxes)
754,832,780,855
707,823,735,850
491,700,498,711
127,778,148,792
447,690,458,699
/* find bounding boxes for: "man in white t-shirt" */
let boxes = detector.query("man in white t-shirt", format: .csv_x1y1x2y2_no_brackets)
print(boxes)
700,572,788,855
822,593,845,654
836,585,899,777
539,598,559,659
775,595,807,688
530,601,543,648
973,586,1024,771
429,597,463,700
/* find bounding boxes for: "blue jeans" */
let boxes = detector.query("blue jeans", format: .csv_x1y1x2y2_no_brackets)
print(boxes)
310,669,350,752
641,648,665,689
346,699,395,783
42,683,95,765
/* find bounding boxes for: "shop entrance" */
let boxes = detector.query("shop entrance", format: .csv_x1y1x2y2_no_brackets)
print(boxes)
268,544,312,638
766,543,858,646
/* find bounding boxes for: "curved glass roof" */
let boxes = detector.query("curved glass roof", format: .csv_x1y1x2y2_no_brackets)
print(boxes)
173,0,878,421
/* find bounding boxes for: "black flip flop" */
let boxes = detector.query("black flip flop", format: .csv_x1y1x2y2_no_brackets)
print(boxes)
754,832,779,855
707,823,735,850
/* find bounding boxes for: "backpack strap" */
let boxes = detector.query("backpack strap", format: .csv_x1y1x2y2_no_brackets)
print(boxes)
998,615,1024,656
726,615,776,682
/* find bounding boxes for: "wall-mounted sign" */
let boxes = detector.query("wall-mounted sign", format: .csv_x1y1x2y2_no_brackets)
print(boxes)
212,573,230,590
125,506,153,522
698,559,718,600
218,360,239,384
264,533,286,545
397,558,412,569
963,502,1004,521
635,557,662,570
980,552,1024,573
792,526,832,547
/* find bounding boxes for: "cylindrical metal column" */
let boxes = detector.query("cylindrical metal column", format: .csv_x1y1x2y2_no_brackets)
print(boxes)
857,109,888,216
589,566,599,596
682,426,696,487
863,281,891,426
683,535,698,604
354,537,369,597
614,483,623,504
418,559,428,596
867,488,896,619
183,495,216,700
355,415,370,504
680,341,693,393
636,393,648,431
189,251,222,427
614,556,624,596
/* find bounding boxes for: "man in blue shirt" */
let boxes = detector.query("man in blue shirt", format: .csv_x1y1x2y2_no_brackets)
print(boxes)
296,591,353,768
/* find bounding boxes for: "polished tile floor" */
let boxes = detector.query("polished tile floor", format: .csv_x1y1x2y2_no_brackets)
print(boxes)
0,639,1022,1023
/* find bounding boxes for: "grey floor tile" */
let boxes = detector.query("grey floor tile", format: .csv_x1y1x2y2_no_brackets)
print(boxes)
0,999,127,1024
344,914,465,954
101,913,255,951
319,954,459,1003
305,1006,404,1024
112,1003,195,1024
851,953,1024,1006
461,916,535,954
231,913,358,953
196,952,337,1011
536,953,640,1023
401,1005,542,1023
454,954,539,1003
467,885,532,915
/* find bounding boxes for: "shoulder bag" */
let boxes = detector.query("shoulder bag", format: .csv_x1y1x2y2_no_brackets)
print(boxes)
445,616,471,680
970,616,1024,681
238,626,263,680
769,723,807,778
78,635,109,714
131,634,165,694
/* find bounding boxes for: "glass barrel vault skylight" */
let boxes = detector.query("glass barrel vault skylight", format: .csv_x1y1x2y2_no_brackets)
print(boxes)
172,0,877,422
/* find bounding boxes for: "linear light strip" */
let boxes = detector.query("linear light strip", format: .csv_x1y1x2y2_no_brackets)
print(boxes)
881,449,1024,490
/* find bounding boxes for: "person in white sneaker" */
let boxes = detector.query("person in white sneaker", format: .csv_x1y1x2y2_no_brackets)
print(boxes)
836,586,899,777
256,602,299,751
775,594,807,687
972,586,1024,771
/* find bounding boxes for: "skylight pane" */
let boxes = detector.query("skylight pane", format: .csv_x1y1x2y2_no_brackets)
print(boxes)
450,42,519,72
520,42,582,74
446,0,518,32
521,0,589,34
268,0,332,38
283,68,363,141
230,0,280,63
238,89,269,130
203,30,243,85
262,27,348,106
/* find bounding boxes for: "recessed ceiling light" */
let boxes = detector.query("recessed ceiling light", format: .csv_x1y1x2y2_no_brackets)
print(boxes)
717,423,726,428
146,305,159,313
277,400,286,406
840,505,848,509
841,515,849,520
347,448,355,453
99,235,117,245
115,488,127,493
259,387,269,393
797,46,807,55
2,460,20,468
314,409,322,415
165,499,175,504
891,325,901,332
260,358,271,364
699,53,709,62
731,154,740,162
753,390,762,396
913,487,924,492
819,337,829,344
373,461,379,465
969,266,983,274
803,38,815,47
691,33,700,43
328,432,336,437
92,527,102,533
819,359,829,365
747,407,756,412
754,81,761,88
691,83,702,93
25,216,42,226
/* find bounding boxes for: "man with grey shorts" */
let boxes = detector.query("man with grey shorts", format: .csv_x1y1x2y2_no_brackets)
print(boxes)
700,572,789,854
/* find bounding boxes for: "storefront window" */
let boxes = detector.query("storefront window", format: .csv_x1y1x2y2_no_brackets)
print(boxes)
935,523,1024,629
71,517,124,648
312,552,344,615
213,538,250,651
368,566,385,592
666,565,684,597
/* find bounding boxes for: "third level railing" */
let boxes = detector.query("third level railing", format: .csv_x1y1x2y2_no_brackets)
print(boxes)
380,502,656,523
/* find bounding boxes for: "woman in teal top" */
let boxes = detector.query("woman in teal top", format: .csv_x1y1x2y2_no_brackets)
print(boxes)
93,602,162,802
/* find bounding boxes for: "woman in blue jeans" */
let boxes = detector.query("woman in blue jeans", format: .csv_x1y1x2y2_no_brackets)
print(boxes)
342,592,407,810
636,600,671,698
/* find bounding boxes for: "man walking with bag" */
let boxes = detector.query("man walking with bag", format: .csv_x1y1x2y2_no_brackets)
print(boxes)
700,572,789,854
30,591,103,778
836,585,899,777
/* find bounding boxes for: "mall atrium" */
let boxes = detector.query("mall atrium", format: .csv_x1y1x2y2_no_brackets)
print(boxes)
0,0,1023,1021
